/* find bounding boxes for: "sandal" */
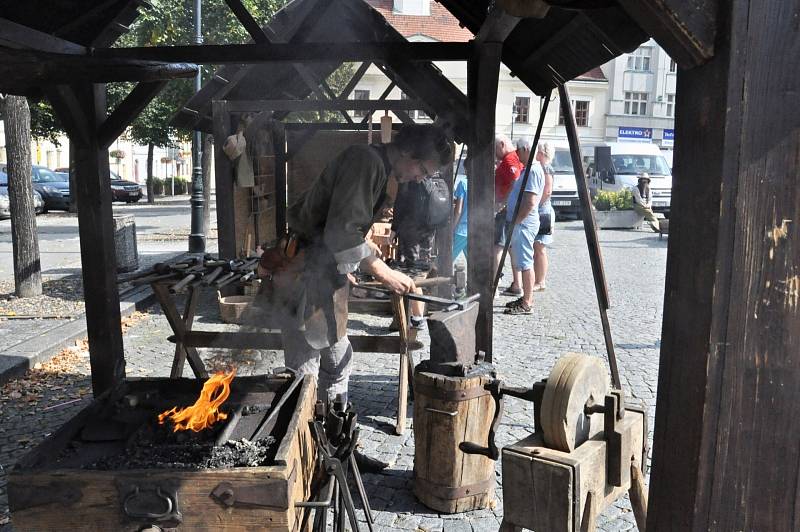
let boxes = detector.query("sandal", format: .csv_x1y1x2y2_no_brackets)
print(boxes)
533,283,546,292
505,297,524,308
504,302,532,315
501,286,523,296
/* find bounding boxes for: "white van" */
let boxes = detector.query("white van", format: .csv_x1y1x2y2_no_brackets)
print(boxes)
548,140,581,218
588,142,673,216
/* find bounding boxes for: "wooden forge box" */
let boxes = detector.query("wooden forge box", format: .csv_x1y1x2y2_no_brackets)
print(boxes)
8,375,317,531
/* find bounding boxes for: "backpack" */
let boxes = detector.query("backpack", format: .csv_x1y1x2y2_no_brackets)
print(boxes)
423,177,451,227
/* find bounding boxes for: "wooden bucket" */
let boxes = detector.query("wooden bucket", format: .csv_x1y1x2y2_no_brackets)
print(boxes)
413,369,496,513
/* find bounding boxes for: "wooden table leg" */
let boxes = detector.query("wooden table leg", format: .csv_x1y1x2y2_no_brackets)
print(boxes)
629,462,648,531
152,283,208,379
499,519,522,532
391,293,409,435
169,285,201,378
580,491,597,532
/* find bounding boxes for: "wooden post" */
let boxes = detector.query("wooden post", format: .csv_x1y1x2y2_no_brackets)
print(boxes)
71,84,126,396
392,293,409,435
212,100,236,259
648,1,800,530
466,42,502,361
272,121,287,238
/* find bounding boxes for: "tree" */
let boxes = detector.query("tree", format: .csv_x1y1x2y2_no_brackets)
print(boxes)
2,96,42,297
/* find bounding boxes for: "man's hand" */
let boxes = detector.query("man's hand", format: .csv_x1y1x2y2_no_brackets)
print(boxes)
359,256,416,294
378,269,416,294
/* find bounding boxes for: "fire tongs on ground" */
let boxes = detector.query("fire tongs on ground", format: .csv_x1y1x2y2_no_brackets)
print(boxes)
296,398,374,532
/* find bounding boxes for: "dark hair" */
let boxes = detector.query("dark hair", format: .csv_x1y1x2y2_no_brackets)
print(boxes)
393,125,453,167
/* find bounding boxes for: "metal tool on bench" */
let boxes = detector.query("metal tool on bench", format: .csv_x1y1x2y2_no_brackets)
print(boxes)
361,285,480,312
458,353,649,532
296,397,374,532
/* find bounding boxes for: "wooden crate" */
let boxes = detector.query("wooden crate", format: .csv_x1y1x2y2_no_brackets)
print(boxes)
502,409,646,532
413,370,496,513
8,376,317,531
368,222,397,261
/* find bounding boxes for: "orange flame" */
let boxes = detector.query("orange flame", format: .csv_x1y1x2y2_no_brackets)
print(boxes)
158,370,236,432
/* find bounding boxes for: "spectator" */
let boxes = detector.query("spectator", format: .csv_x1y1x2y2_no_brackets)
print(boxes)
391,179,437,329
533,142,555,291
504,155,545,314
494,135,524,296
452,172,468,262
631,173,660,232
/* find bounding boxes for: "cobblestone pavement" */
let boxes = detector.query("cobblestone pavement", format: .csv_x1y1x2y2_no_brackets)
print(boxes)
0,220,667,531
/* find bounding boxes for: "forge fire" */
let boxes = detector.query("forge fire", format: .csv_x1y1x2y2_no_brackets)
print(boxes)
158,370,236,432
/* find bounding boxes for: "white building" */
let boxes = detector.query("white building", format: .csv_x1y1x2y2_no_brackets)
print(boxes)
360,0,610,150
601,38,677,160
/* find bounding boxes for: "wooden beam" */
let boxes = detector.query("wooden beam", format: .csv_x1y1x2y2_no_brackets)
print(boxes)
225,99,426,113
467,42,502,361
474,5,521,43
212,100,237,259
66,83,126,396
283,122,403,131
0,18,86,54
223,0,271,44
617,0,716,68
93,42,472,64
271,122,287,238
648,1,800,529
338,62,372,99
44,86,91,146
97,81,167,149
0,48,197,86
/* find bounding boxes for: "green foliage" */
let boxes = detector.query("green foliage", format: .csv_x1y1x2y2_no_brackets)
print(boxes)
593,189,634,211
28,99,63,146
108,0,288,149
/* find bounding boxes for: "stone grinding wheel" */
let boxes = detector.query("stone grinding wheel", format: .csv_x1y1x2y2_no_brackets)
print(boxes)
540,354,610,452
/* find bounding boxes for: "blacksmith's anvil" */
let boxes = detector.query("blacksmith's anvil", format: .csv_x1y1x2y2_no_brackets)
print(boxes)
427,301,479,367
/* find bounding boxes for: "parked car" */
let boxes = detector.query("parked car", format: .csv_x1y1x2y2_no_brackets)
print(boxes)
0,164,70,211
0,171,45,218
109,171,143,203
54,168,143,203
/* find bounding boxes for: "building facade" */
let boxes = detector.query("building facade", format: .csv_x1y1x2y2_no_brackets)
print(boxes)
601,38,677,162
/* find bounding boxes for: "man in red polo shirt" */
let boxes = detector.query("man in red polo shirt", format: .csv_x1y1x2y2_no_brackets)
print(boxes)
494,135,524,294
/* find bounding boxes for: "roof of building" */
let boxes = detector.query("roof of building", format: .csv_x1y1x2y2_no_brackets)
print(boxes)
576,66,608,82
364,0,473,42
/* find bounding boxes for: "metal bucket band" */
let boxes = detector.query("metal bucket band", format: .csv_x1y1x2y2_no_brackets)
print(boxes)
414,477,494,500
414,382,491,402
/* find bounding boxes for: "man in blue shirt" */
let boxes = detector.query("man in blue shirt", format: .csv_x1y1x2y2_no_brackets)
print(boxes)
504,159,544,314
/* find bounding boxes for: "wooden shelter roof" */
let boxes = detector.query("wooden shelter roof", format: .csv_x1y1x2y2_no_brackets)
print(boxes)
170,0,471,140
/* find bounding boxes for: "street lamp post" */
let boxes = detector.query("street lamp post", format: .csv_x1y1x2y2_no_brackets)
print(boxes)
188,0,205,253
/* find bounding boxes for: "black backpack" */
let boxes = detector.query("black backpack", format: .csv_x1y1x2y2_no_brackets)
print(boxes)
423,177,451,227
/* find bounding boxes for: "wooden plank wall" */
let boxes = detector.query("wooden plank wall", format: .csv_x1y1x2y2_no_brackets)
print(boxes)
647,1,800,529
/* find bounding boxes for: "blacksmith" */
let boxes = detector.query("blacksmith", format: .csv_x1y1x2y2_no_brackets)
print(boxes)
260,125,453,403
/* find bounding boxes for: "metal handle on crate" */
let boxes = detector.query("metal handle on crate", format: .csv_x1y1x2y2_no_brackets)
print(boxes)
122,486,177,521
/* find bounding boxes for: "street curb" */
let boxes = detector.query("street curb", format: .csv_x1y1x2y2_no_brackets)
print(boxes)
0,284,157,386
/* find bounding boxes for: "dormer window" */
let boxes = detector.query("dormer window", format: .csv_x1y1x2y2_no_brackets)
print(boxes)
393,0,430,16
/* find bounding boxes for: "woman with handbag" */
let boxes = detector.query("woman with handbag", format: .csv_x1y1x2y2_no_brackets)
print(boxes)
533,142,555,291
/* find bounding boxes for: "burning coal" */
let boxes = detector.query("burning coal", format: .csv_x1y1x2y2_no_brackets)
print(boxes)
158,370,236,432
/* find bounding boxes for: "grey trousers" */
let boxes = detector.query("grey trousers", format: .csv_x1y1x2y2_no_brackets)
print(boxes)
281,331,353,402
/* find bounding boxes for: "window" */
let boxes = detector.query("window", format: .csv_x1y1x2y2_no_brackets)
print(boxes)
669,59,677,73
624,92,648,116
352,89,369,118
665,94,675,117
401,92,430,121
558,100,590,126
513,96,530,123
626,47,652,72
393,0,430,15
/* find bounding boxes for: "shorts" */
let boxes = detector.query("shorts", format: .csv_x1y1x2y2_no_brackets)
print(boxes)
494,210,507,246
511,223,539,270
